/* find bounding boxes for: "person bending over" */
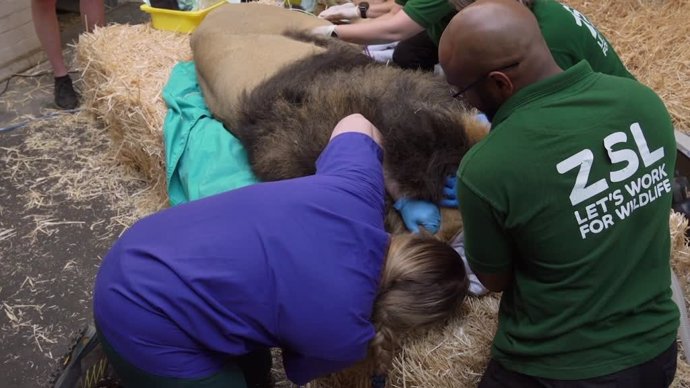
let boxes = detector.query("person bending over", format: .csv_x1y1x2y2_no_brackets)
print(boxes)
313,0,456,71
93,113,468,387
448,0,634,79
440,0,678,386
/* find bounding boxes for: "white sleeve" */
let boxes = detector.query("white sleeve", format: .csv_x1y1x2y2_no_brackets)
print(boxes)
450,232,489,296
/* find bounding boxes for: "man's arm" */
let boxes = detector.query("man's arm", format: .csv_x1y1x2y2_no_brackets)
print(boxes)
367,1,402,18
458,176,513,292
357,0,402,19
318,0,401,23
329,10,424,45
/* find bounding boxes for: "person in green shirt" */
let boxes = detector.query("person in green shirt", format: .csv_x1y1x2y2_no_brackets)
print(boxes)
439,0,679,386
314,0,456,71
449,0,634,79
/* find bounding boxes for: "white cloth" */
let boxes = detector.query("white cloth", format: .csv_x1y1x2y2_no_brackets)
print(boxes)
450,232,489,296
318,2,358,20
364,42,398,63
311,24,337,38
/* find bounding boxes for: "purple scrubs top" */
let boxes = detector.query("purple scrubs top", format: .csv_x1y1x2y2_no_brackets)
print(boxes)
94,133,389,384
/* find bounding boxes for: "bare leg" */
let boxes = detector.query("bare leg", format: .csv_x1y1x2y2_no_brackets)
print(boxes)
31,0,67,77
80,0,105,32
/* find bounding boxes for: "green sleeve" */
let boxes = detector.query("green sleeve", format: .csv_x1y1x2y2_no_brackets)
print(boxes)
458,176,513,274
402,0,455,29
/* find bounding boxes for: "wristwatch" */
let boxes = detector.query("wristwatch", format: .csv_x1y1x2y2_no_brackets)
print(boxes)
358,1,370,18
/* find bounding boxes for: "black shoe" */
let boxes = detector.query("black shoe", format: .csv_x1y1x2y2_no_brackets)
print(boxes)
236,349,274,388
54,75,79,110
51,325,119,388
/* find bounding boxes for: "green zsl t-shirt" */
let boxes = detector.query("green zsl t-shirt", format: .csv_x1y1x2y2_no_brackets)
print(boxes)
458,61,678,379
395,0,455,45
532,0,635,79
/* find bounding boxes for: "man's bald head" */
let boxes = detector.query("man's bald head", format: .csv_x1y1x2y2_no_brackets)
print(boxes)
440,0,544,84
439,0,560,119
448,0,534,13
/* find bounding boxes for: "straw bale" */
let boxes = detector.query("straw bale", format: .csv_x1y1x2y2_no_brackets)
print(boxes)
76,3,327,202
562,0,690,133
671,211,690,277
77,24,191,201
312,296,499,388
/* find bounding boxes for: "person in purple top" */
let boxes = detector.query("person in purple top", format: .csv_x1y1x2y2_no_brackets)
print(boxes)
93,114,468,387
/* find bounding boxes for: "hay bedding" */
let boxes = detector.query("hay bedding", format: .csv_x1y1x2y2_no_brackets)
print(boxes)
76,1,690,387
562,0,690,133
77,24,192,204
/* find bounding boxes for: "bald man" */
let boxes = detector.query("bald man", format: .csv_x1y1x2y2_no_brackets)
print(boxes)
440,0,679,387
449,0,634,79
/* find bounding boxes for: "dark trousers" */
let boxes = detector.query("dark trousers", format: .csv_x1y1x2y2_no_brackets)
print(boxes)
392,31,438,72
97,327,273,388
479,342,677,388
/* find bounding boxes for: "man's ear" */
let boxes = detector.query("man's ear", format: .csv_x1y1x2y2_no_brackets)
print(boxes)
487,71,515,98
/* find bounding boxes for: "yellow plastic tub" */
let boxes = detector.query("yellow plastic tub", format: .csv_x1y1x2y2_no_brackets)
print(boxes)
140,1,226,33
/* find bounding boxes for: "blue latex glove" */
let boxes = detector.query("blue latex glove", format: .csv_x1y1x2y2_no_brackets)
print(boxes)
476,112,490,125
439,176,459,208
393,198,441,234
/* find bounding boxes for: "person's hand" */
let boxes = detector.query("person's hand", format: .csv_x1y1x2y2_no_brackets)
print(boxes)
331,113,383,145
311,25,337,38
318,2,360,21
394,198,441,234
439,176,459,207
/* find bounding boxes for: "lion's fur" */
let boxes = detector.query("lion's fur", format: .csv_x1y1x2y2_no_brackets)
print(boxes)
230,32,471,202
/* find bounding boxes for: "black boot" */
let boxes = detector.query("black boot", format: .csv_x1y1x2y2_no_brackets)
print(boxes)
54,74,79,109
236,349,274,388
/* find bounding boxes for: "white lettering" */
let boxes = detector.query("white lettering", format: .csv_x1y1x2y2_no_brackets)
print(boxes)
585,202,599,219
630,122,664,167
615,177,672,221
561,4,608,56
604,131,639,183
602,214,614,229
639,191,650,207
579,214,615,239
615,201,632,220
595,196,609,213
611,189,624,206
557,149,609,206
641,173,652,189
589,219,604,234
651,167,660,182
625,177,643,197
562,5,598,38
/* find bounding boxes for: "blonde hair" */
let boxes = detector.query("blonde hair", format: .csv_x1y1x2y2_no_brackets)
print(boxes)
449,0,534,11
370,233,469,374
